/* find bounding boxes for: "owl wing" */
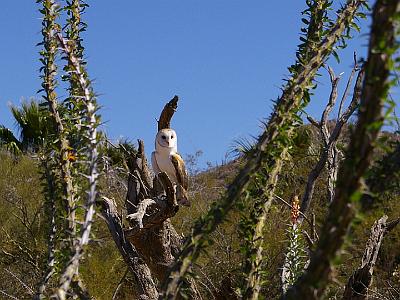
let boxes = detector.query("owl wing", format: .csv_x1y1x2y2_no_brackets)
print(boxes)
171,153,190,206
170,153,188,190
151,152,161,175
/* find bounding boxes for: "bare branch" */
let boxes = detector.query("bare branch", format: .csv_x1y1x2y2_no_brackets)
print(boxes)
125,140,179,231
101,196,158,300
336,66,365,130
5,269,34,295
0,290,19,300
337,52,359,118
137,140,154,192
307,115,320,128
299,65,364,219
112,268,129,300
126,198,156,228
320,66,340,129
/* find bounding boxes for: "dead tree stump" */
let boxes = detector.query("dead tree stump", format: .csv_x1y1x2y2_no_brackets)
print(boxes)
101,96,201,299
343,215,400,300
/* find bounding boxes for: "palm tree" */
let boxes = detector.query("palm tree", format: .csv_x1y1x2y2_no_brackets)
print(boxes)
0,125,22,155
0,99,53,154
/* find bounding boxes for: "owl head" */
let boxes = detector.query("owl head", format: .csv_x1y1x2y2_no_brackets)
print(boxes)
155,128,177,152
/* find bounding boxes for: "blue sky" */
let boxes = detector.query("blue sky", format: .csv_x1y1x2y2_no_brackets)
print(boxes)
0,1,371,168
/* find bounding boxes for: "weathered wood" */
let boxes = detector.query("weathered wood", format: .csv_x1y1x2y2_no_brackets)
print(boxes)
124,144,181,282
101,197,158,300
126,140,153,214
103,98,203,299
343,216,400,300
125,172,179,239
158,95,178,131
299,63,364,220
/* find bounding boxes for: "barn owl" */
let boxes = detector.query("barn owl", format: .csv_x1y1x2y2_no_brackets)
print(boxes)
151,128,190,206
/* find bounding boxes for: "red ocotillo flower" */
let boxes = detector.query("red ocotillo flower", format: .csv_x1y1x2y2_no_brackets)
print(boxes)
291,195,300,224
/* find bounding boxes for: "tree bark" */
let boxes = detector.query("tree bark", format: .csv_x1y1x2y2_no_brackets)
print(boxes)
101,197,158,300
343,216,400,300
124,140,182,283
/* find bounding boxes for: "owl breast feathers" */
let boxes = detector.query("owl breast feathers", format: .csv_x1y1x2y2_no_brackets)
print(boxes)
152,128,189,206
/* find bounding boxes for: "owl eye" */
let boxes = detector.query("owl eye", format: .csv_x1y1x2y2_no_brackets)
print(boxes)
171,135,174,139
161,136,166,139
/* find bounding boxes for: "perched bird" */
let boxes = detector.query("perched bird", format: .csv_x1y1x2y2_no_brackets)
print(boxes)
151,128,190,206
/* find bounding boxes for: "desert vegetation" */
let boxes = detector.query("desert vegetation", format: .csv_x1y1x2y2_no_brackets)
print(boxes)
0,0,399,299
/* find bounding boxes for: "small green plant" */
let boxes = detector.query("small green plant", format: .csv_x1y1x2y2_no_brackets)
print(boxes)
0,100,53,154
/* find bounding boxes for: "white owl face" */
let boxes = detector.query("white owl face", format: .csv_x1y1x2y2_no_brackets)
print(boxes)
155,128,177,151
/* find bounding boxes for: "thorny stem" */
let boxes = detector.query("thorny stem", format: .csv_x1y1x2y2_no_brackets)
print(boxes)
55,34,100,300
161,1,366,299
284,0,399,298
41,0,76,235
61,0,89,240
34,159,57,300
239,1,363,298
35,0,75,297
